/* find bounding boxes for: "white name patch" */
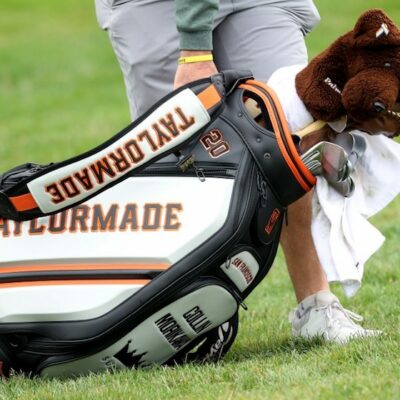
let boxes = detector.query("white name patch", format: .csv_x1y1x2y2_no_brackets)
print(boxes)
28,89,210,213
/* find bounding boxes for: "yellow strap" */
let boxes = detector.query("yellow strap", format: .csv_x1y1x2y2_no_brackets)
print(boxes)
178,54,214,64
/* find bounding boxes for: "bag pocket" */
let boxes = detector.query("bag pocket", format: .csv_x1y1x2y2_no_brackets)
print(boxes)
40,278,238,377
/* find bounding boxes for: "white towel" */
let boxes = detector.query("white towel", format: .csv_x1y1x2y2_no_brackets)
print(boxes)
312,132,400,297
267,64,313,133
268,65,400,297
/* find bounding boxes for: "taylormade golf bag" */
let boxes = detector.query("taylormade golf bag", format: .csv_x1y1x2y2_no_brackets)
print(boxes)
0,71,315,377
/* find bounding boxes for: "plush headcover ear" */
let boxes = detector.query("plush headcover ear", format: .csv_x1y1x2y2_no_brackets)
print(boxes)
352,9,400,48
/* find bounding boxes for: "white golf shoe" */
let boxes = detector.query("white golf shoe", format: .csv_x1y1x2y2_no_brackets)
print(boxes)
289,291,382,344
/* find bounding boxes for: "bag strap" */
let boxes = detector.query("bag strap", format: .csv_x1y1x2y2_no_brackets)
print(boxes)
0,71,252,221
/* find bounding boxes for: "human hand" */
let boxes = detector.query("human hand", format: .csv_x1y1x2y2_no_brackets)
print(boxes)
174,50,218,89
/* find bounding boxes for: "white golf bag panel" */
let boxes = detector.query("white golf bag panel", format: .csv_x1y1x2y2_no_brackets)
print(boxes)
0,176,234,324
0,176,234,265
0,74,315,377
0,284,143,324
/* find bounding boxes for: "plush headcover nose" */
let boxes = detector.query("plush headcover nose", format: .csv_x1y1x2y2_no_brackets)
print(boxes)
342,68,399,121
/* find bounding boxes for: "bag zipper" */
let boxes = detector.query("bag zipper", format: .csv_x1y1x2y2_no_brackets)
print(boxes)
134,163,237,179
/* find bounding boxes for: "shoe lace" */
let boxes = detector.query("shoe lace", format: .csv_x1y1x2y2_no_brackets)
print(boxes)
323,302,363,330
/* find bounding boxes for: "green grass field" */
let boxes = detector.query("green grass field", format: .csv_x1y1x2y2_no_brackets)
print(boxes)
0,1,399,399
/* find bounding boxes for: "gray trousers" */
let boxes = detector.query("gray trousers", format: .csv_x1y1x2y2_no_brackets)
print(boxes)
95,0,320,119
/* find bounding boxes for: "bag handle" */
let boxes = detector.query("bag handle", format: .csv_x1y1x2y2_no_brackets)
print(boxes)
238,80,316,205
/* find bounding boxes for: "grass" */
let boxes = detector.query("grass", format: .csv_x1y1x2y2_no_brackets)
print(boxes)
0,0,399,399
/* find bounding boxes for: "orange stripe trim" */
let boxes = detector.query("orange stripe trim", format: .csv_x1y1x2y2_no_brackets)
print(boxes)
10,193,38,212
245,80,316,187
240,83,315,191
197,84,221,110
0,263,170,274
0,279,150,289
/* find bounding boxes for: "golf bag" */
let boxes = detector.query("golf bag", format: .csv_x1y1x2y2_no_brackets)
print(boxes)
0,71,315,377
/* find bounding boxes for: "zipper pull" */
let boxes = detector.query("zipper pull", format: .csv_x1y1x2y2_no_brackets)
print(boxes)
232,290,248,311
194,165,206,182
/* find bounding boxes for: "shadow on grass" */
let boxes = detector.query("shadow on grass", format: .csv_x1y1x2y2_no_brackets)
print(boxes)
4,337,329,384
227,336,328,363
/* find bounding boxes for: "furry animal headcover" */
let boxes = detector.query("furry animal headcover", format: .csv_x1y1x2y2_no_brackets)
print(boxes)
296,9,400,122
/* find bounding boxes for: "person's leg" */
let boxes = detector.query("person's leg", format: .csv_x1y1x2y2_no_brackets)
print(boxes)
97,0,179,119
280,192,329,303
212,0,320,82
212,0,326,303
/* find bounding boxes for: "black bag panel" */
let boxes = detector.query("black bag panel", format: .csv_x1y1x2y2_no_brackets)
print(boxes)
242,217,283,300
224,85,315,205
143,105,249,175
254,184,285,246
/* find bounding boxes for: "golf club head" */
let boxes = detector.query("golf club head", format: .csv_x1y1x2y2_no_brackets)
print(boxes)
302,141,351,179
301,130,368,197
328,176,355,197
328,115,348,133
321,141,351,182
307,160,322,174
301,141,355,196
301,141,325,166
334,132,367,168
